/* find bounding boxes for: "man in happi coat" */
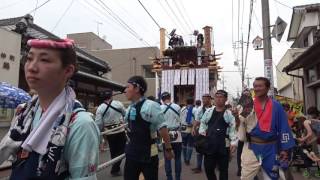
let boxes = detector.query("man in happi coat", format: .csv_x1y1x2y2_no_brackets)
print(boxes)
237,77,295,180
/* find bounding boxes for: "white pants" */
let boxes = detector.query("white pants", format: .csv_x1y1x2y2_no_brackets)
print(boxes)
241,142,274,180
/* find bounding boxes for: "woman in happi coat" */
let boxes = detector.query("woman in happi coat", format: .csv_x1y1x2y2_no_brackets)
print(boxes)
0,38,100,180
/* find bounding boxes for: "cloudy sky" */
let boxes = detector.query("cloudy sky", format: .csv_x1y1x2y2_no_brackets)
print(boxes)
0,0,319,97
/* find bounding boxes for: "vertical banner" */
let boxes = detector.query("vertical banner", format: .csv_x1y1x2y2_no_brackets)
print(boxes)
181,69,188,85
155,72,159,98
161,70,167,93
188,69,195,85
168,70,175,98
195,69,201,101
195,68,210,101
204,68,209,94
174,69,181,85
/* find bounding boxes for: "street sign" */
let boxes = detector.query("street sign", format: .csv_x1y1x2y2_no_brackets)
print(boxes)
272,17,287,42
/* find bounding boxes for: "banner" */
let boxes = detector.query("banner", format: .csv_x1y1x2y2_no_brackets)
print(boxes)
275,95,304,114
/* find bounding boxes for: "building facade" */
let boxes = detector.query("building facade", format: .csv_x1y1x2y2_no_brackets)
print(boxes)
0,28,21,87
283,3,320,111
276,48,305,100
68,32,160,104
0,14,125,116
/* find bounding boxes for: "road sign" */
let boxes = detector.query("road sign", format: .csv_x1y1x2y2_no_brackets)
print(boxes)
272,17,287,42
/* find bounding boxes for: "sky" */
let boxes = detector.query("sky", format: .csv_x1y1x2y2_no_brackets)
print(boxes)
0,0,319,97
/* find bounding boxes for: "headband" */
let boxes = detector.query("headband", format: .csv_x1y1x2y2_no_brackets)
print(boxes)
128,81,145,93
27,38,75,49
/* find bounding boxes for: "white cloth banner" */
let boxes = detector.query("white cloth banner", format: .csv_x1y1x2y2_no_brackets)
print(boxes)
161,70,175,98
188,69,195,85
195,68,209,101
168,70,175,98
181,69,188,85
161,70,167,93
174,69,181,85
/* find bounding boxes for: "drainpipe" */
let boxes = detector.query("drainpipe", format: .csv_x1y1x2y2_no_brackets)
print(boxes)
285,71,306,113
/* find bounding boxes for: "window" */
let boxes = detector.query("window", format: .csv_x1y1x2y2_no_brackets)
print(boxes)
143,65,155,78
307,67,317,83
316,88,320,111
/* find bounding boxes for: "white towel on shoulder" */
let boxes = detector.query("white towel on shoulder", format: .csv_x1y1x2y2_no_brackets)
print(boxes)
21,87,74,155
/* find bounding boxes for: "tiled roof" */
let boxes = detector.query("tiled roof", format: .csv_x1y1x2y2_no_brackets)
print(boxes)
0,15,111,73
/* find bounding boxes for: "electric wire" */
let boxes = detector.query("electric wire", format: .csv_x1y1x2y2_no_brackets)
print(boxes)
111,0,157,42
243,0,254,78
51,0,75,32
177,0,195,30
137,0,161,29
0,0,24,10
172,0,193,32
28,0,52,14
273,0,292,9
94,0,151,46
157,0,184,33
164,0,188,35
80,0,147,47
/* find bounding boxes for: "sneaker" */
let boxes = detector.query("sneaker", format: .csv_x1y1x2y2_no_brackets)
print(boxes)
302,169,310,178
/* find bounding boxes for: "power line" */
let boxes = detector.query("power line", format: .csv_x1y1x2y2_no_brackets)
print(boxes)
137,0,161,30
241,0,245,30
244,0,254,76
94,0,151,46
111,0,157,42
80,0,148,47
177,0,195,30
0,0,24,10
157,0,184,33
79,0,134,45
273,0,292,9
81,0,159,51
172,0,193,32
164,0,188,35
34,0,39,17
28,0,52,14
51,0,75,32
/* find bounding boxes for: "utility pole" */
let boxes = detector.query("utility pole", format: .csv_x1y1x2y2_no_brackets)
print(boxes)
246,74,252,88
241,34,245,91
261,0,274,96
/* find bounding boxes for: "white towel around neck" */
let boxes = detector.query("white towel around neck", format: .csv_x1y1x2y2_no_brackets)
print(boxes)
21,88,70,155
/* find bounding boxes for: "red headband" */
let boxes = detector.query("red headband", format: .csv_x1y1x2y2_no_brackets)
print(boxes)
27,38,75,49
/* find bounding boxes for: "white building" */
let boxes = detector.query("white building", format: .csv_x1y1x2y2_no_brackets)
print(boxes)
0,28,21,86
283,3,320,111
276,48,305,100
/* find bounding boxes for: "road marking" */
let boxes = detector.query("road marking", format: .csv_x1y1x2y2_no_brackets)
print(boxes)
138,158,165,180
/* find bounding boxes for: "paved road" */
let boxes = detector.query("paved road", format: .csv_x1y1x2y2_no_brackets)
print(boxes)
97,150,309,180
0,149,313,180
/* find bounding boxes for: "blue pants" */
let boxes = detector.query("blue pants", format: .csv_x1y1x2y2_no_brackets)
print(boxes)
163,143,182,180
182,132,193,162
250,143,279,180
196,153,203,169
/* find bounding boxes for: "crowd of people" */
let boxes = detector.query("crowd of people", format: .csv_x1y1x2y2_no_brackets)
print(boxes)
1,38,320,180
